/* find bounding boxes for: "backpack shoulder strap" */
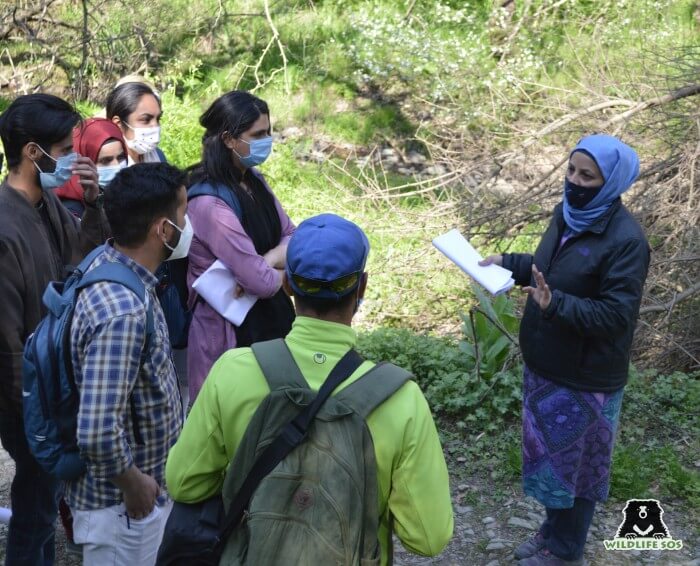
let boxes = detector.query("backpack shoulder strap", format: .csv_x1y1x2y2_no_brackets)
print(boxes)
251,339,308,390
76,261,155,352
73,244,107,275
188,181,242,221
335,362,413,420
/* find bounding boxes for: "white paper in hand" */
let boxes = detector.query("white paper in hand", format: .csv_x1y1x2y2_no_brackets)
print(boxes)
432,229,515,295
192,260,258,326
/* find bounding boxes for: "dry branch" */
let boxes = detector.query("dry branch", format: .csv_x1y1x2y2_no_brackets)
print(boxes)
604,83,700,127
639,281,700,315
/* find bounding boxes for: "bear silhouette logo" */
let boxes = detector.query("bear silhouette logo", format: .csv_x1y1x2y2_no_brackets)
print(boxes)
615,499,670,539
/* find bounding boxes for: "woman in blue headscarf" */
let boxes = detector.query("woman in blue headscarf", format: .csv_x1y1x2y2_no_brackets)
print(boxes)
481,134,650,565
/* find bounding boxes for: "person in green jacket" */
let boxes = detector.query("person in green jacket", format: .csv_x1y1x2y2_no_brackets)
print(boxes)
165,213,453,564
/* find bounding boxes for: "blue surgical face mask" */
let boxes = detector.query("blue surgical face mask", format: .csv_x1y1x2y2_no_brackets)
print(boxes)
98,160,127,188
33,147,78,190
235,136,273,168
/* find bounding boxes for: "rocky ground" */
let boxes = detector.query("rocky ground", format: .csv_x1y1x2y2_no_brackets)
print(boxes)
0,442,696,565
393,478,698,566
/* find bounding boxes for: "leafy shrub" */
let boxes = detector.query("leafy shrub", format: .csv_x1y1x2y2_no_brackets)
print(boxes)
460,285,520,380
356,328,471,392
357,287,522,426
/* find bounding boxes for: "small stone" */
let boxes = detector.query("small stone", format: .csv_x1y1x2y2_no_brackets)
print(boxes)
482,516,496,524
486,528,496,538
281,126,303,138
456,505,473,515
486,541,505,551
484,560,500,566
406,151,427,164
694,460,700,468
456,456,467,463
463,528,475,536
464,175,480,188
307,150,326,163
457,483,469,492
508,517,535,530
492,178,517,195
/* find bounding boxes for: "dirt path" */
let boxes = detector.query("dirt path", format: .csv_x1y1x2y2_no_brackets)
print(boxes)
393,475,698,565
0,444,696,565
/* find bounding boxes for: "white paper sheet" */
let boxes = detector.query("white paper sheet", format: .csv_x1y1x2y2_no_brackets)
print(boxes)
432,229,515,296
192,260,258,326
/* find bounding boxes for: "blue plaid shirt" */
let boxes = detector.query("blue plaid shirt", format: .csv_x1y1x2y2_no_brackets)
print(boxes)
65,244,183,510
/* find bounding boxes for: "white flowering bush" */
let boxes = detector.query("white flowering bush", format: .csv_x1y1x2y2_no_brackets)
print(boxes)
339,0,692,131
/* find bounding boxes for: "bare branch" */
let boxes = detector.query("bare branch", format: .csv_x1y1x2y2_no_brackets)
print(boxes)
640,281,700,315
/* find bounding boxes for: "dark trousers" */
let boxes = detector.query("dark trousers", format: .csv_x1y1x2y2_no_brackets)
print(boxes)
0,412,59,566
541,497,596,561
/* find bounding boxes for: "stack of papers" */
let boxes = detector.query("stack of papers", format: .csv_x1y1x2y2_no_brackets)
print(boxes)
432,229,515,296
192,260,258,326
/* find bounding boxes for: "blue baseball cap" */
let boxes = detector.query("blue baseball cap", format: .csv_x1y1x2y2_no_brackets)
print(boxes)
286,213,370,300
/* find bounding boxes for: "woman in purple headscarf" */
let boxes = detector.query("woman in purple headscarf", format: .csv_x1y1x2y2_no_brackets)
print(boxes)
481,134,650,565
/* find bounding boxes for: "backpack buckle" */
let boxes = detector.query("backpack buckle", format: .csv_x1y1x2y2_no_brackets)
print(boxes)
282,421,306,445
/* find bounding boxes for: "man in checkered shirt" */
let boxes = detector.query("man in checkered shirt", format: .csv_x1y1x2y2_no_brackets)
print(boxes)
65,163,187,565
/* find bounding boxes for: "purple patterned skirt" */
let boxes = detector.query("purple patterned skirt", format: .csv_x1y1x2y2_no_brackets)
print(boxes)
522,365,624,509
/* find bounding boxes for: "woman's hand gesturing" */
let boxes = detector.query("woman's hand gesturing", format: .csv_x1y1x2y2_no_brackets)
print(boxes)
523,264,552,310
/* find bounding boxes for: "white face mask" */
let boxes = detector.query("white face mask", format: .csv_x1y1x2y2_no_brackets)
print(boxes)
97,160,127,188
124,123,160,155
163,214,193,261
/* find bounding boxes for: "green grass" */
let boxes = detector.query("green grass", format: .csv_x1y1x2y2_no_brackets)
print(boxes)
609,444,657,501
610,444,700,506
323,104,413,145
262,143,470,329
159,91,207,169
503,441,523,481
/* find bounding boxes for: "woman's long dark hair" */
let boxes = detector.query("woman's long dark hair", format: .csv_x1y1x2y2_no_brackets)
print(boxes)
105,82,161,122
188,91,269,188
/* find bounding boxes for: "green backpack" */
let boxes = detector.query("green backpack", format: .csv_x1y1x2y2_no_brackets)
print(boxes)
219,339,411,566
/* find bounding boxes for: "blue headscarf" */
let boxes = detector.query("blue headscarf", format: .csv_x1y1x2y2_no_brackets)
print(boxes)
562,134,640,233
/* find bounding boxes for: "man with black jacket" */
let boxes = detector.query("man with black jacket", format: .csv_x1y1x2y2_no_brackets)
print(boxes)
0,94,107,565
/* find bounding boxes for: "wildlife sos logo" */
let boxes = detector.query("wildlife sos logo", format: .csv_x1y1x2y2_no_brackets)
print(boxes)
604,499,683,551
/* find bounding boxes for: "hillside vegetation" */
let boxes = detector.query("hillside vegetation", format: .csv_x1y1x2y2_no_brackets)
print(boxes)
1,0,699,514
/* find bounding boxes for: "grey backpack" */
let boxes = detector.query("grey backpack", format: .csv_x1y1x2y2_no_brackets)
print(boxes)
219,339,411,565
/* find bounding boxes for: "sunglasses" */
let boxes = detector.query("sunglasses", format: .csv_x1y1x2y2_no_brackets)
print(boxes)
291,272,361,295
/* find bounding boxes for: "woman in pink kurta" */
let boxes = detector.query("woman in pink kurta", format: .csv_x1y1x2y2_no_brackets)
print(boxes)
185,91,295,402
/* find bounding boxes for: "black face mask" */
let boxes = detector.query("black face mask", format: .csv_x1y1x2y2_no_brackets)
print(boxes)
565,178,603,209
